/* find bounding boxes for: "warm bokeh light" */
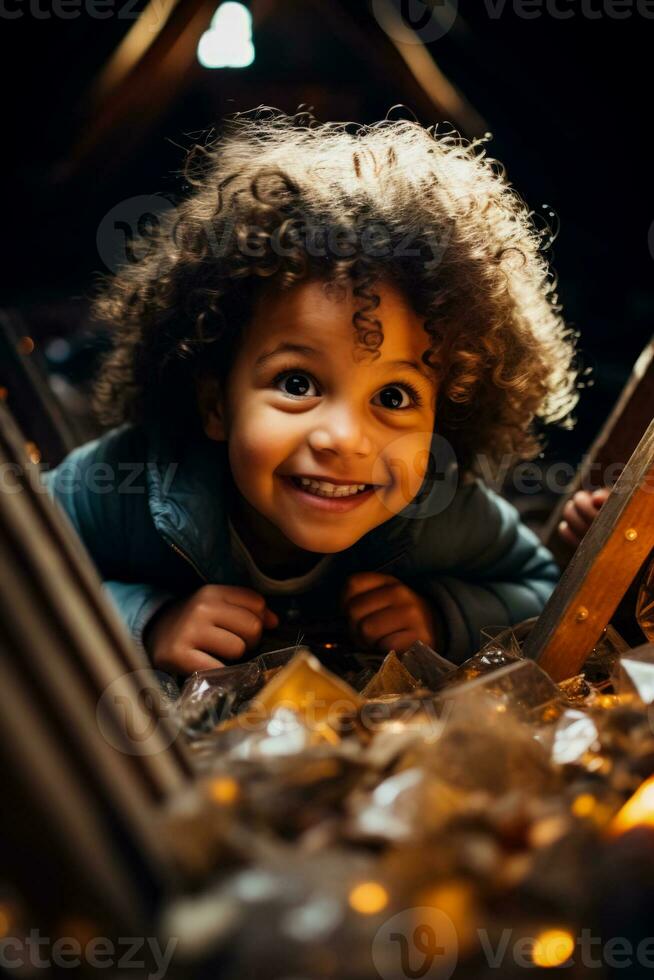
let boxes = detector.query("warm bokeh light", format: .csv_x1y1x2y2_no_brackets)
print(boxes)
610,775,654,835
57,918,100,949
572,793,596,818
18,336,35,355
208,777,240,805
348,881,389,915
419,879,476,949
0,904,14,938
532,929,575,968
25,442,41,465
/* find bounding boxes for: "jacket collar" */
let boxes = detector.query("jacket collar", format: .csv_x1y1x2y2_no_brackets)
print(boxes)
144,421,416,583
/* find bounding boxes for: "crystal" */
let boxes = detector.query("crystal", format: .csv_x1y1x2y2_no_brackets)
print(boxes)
637,558,654,642
227,706,341,761
479,616,538,655
257,645,306,672
346,767,462,843
437,641,521,692
441,659,563,724
582,625,630,687
176,660,262,736
360,651,421,698
251,650,362,729
401,684,559,796
612,644,654,705
398,639,456,689
549,709,600,766
558,674,593,705
358,694,445,748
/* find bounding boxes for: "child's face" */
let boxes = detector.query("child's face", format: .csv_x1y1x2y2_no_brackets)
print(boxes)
203,278,438,555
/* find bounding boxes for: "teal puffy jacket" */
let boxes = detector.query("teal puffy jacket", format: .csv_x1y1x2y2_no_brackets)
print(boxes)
40,421,559,664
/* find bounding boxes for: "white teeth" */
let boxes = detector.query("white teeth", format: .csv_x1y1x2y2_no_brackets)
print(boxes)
297,477,368,497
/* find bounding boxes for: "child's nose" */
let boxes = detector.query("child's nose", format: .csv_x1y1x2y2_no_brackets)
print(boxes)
307,407,373,457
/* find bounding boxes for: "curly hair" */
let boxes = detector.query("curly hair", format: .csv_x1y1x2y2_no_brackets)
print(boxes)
91,105,578,475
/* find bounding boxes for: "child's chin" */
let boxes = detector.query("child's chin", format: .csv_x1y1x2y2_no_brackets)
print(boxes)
286,528,360,555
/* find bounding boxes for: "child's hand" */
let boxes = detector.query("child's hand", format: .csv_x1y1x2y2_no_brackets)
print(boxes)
144,585,279,674
341,572,443,654
558,487,610,549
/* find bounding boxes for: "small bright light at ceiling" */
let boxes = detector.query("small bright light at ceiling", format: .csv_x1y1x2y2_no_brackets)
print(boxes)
197,2,255,69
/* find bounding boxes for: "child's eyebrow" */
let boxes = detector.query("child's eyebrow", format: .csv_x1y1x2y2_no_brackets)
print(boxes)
390,359,435,383
255,342,318,366
255,342,434,382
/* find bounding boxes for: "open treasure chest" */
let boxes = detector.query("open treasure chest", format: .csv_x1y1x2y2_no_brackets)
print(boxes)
1,357,654,979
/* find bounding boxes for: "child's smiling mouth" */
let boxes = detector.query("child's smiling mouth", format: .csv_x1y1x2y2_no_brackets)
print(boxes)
279,474,383,511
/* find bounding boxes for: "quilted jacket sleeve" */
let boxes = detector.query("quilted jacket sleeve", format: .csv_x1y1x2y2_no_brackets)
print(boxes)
39,427,176,652
406,479,559,664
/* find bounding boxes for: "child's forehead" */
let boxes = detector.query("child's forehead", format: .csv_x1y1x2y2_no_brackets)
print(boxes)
243,277,427,360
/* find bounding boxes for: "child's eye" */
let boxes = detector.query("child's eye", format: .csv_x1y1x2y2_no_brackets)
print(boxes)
273,371,319,399
373,382,423,410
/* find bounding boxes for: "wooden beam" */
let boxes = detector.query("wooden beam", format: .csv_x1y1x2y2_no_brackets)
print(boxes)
542,336,654,568
524,416,654,681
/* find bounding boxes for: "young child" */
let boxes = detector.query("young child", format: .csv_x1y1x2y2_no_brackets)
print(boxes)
43,107,592,676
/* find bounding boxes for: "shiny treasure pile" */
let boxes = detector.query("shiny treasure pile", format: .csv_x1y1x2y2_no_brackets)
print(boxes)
158,565,654,978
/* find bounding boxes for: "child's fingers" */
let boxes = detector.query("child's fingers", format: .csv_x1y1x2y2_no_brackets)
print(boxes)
263,607,279,629
207,604,269,651
570,491,599,525
345,588,395,627
186,650,227,671
342,572,399,606
156,648,225,673
353,605,405,648
558,519,581,549
197,584,279,629
194,624,250,659
591,487,611,507
201,584,269,618
562,497,592,537
373,631,416,655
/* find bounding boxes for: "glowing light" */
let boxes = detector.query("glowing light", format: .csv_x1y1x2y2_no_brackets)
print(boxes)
93,0,180,98
57,918,100,948
348,882,389,915
420,880,476,948
197,2,255,69
25,442,41,465
572,794,596,818
610,775,654,835
0,905,14,938
532,929,575,968
0,387,8,400
208,777,239,804
18,336,35,355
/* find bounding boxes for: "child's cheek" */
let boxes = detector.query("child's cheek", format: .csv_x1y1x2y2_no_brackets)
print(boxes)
227,407,295,482
377,433,433,514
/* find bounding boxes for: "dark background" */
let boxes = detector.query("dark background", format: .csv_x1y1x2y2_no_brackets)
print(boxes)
2,0,652,466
